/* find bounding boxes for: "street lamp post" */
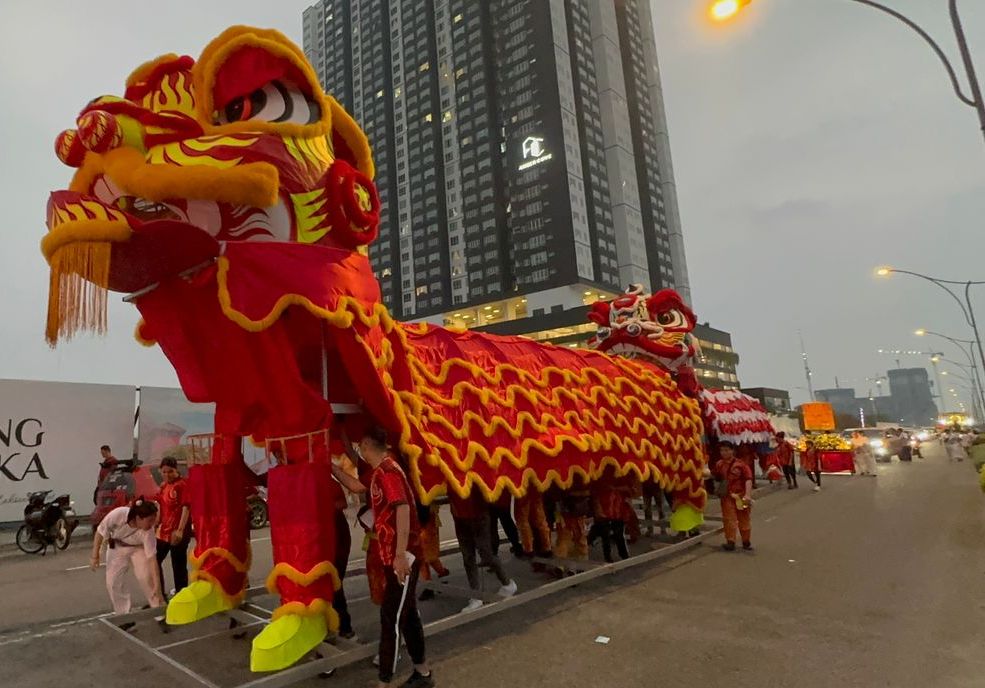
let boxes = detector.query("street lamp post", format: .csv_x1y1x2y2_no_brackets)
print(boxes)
940,367,983,419
915,328,985,414
877,267,985,379
712,0,985,142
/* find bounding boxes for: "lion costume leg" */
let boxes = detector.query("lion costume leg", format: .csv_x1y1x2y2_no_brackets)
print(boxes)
251,435,341,672
167,433,250,626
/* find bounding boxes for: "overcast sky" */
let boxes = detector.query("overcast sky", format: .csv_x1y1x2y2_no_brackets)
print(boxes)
1,0,983,411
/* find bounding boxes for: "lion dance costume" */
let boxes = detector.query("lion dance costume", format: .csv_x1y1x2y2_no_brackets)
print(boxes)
41,27,707,672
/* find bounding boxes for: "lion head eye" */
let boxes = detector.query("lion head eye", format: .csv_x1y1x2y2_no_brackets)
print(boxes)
216,81,320,126
656,309,685,328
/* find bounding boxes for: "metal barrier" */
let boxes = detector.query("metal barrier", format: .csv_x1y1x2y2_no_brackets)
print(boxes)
96,512,726,688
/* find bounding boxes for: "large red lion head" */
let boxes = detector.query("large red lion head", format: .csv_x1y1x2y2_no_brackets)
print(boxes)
587,285,698,372
42,26,379,344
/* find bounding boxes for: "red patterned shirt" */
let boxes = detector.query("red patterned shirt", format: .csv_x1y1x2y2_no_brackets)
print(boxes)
369,455,421,567
156,478,190,542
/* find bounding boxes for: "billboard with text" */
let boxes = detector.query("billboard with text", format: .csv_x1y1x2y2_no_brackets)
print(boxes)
0,379,135,522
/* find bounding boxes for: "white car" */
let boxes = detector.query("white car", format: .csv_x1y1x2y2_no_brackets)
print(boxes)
842,428,891,458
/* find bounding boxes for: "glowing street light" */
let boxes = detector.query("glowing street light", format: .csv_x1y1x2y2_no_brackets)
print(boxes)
709,0,747,21
876,267,891,277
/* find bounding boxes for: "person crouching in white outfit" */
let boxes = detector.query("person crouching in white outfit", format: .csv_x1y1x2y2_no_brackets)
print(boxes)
91,500,165,617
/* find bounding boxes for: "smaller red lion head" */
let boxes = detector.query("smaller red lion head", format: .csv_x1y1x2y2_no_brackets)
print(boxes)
588,285,697,372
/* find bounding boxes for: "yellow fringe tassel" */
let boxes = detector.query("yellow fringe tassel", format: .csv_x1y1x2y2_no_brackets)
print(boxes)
45,242,113,346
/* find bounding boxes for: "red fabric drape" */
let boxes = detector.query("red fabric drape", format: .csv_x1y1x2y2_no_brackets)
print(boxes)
267,463,340,606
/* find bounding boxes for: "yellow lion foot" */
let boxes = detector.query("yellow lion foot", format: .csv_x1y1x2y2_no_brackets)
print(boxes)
669,503,704,534
165,580,234,625
250,613,328,672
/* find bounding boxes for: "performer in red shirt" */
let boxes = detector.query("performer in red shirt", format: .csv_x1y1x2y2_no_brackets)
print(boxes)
713,441,754,551
773,432,798,489
156,456,191,595
333,427,433,688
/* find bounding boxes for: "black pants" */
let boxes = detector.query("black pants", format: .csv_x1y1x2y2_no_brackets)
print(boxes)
156,538,189,594
332,510,353,635
806,470,822,486
590,519,629,563
453,513,510,593
378,564,426,683
489,504,522,554
782,465,798,487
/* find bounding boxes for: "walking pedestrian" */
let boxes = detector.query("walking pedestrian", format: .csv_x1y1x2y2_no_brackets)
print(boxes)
330,426,434,688
91,499,165,623
713,441,754,551
801,436,822,491
774,432,797,489
448,491,517,612
588,472,629,562
488,492,523,558
945,428,969,461
897,429,913,462
155,457,191,598
851,431,877,476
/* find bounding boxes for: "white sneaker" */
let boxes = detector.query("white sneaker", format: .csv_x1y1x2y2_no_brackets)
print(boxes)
813,486,821,492
497,580,517,598
372,652,400,667
461,598,484,613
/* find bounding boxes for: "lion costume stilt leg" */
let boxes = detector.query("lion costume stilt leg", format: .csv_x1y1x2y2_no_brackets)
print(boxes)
167,434,249,625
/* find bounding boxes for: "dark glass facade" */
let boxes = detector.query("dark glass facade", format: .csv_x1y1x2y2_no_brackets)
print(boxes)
303,0,688,320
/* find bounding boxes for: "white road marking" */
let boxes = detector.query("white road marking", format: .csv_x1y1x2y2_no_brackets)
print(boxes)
65,562,105,571
0,612,112,647
49,612,113,628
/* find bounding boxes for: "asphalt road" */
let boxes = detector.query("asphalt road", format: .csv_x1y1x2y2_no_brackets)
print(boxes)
2,442,983,688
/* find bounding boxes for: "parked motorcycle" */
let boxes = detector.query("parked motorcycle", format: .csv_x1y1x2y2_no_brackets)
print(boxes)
16,490,79,555
247,485,268,530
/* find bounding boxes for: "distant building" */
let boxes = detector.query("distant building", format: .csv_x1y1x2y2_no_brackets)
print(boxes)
886,367,938,427
692,323,740,390
742,387,791,414
815,388,859,417
473,307,740,390
302,0,691,332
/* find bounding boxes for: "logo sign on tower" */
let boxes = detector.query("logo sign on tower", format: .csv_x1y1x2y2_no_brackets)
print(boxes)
518,136,552,171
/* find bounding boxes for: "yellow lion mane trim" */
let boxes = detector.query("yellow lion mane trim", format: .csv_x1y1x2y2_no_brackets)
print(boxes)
215,256,392,332
270,598,341,631
265,561,342,597
327,98,375,179
209,260,705,509
100,146,279,207
193,26,333,140
190,569,247,607
41,219,131,260
190,545,252,573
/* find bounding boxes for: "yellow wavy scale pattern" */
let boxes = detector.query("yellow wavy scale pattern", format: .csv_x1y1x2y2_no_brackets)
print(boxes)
208,279,707,508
